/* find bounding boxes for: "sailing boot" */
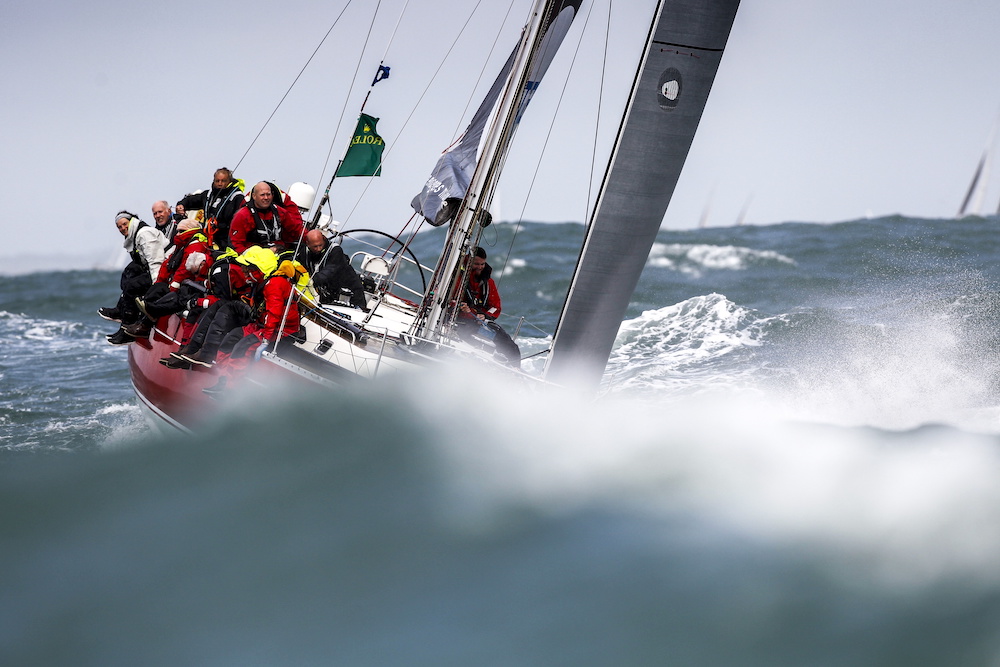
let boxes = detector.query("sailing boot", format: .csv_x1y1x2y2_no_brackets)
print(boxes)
135,297,154,321
123,318,153,338
106,327,135,345
182,348,217,367
160,356,192,370
169,343,198,361
98,307,123,322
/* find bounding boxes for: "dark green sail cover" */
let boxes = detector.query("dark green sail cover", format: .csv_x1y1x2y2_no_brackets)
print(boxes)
545,0,741,388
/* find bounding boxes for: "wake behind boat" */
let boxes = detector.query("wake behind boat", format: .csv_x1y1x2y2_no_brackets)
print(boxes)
120,0,740,431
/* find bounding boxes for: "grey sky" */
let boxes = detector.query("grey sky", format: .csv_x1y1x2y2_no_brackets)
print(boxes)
3,0,999,265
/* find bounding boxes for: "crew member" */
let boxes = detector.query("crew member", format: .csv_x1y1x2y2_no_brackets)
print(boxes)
176,168,245,251
228,181,304,254
457,246,521,367
297,229,368,310
124,220,211,338
151,200,181,245
159,246,263,369
99,211,167,345
199,256,306,396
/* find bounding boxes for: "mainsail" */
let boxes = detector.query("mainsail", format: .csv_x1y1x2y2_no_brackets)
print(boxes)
546,0,741,388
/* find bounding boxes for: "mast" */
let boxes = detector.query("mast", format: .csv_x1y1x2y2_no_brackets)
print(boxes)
545,0,741,388
415,0,582,340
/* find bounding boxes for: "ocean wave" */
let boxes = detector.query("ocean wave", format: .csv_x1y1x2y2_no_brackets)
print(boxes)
4,362,1000,663
423,374,1000,587
605,293,776,392
499,257,527,276
648,242,796,277
0,311,91,346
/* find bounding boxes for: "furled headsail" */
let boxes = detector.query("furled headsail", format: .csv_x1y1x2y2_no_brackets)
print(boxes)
411,0,582,227
546,0,741,388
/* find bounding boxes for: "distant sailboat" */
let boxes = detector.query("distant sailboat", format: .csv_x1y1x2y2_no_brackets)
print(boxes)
698,198,712,228
957,151,990,217
734,193,753,226
958,111,1000,217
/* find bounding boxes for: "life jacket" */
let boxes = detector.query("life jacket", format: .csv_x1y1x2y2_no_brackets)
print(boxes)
165,229,207,276
464,263,493,312
275,251,311,291
239,204,285,248
208,250,253,302
128,220,151,270
207,180,246,218
205,183,245,247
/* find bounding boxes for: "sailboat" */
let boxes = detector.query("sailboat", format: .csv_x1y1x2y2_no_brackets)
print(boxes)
127,0,741,431
958,110,1000,217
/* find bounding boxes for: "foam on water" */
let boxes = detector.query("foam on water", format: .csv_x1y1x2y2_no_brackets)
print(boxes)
3,349,1000,666
648,242,796,277
758,271,1000,433
414,369,1000,588
604,293,775,393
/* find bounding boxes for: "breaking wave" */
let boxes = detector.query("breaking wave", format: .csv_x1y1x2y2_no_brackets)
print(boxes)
648,241,796,277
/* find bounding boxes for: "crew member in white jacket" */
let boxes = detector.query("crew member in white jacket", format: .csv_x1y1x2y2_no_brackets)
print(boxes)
98,210,167,345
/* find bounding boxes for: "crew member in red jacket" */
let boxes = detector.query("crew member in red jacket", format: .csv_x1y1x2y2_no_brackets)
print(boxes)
202,259,304,396
457,246,521,367
228,181,304,254
159,251,257,369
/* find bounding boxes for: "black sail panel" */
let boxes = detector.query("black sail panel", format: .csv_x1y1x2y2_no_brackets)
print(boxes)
546,0,741,388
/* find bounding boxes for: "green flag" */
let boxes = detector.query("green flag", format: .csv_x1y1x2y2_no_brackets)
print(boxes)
336,114,384,177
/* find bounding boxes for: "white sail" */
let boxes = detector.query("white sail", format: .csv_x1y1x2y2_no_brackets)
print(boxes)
546,0,741,388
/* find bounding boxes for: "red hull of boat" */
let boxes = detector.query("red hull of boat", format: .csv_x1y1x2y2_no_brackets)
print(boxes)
128,315,327,431
127,315,224,431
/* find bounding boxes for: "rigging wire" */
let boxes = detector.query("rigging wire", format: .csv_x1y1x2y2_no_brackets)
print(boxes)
315,0,413,194
273,0,389,353
233,0,355,173
337,0,522,228
400,0,520,328
276,0,399,352
269,0,515,348
589,0,612,225
494,0,603,286
446,0,523,144
447,0,582,333
317,0,390,218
